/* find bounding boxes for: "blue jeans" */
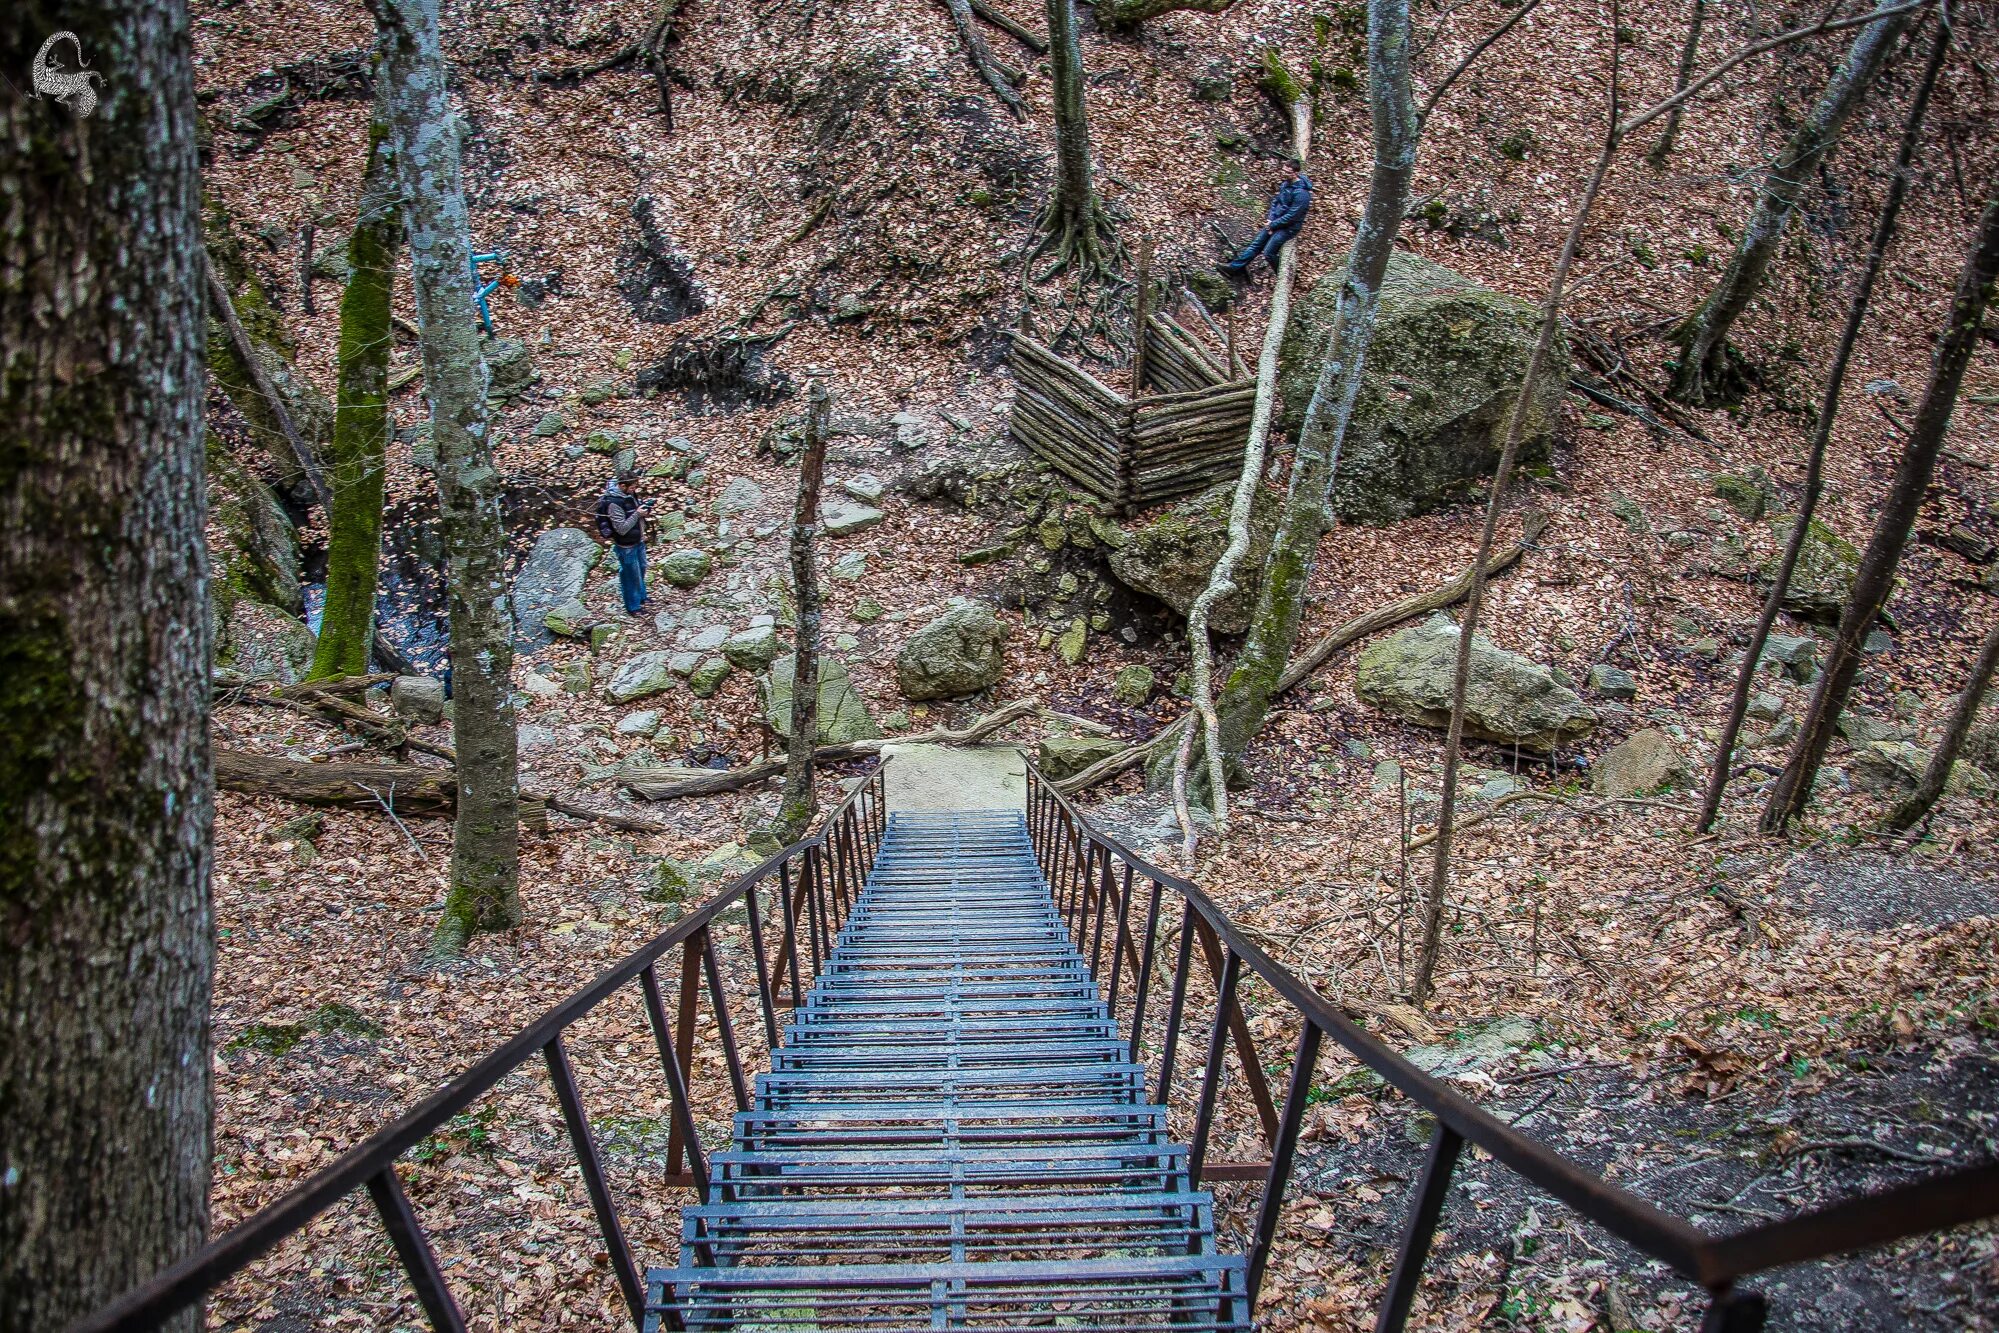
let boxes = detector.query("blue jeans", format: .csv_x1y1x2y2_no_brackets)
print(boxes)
1227,226,1295,269
614,542,647,613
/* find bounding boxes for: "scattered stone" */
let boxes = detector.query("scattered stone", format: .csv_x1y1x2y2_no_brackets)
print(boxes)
1852,739,1988,798
1942,523,1996,565
1864,629,1893,654
897,601,1009,700
833,632,860,651
220,602,316,684
1106,480,1280,633
542,596,592,638
585,429,622,455
831,551,868,581
511,527,602,646
822,499,885,536
668,651,701,677
1609,493,1648,535
1056,619,1088,666
841,474,884,502
1591,728,1689,798
1711,468,1773,520
688,656,732,698
1354,613,1597,754
722,623,782,671
890,411,929,450
1037,736,1128,782
607,651,677,703
516,723,558,755
1585,663,1637,700
617,709,662,736
1747,692,1785,723
1279,251,1568,524
390,675,447,724
1751,716,1799,749
1112,665,1155,707
764,655,882,744
1691,636,1722,660
659,549,713,589
1757,634,1820,683
1760,516,1859,623
959,543,1013,566
851,598,885,623
484,337,538,399
580,378,621,407
589,624,617,651
522,670,562,699
1406,1017,1538,1079
717,477,765,516
532,411,567,437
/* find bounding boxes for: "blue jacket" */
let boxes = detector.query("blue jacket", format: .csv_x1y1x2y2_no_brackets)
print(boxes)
1267,175,1313,232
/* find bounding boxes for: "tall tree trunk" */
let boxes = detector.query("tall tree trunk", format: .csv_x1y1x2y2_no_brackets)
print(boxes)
309,98,402,680
0,3,214,1327
1886,620,1999,832
1763,190,1999,832
1695,14,1949,832
1646,0,1705,168
1038,0,1114,274
1670,1,1913,405
1209,0,1417,771
777,378,830,843
369,0,522,951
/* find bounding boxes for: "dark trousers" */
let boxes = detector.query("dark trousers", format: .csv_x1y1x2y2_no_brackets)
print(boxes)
614,542,647,613
1227,226,1296,270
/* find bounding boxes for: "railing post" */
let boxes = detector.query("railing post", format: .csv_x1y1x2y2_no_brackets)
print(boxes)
543,1035,647,1327
1152,899,1197,1105
1188,946,1242,1186
742,875,781,1051
662,940,703,1181
641,962,710,1198
1246,1022,1324,1306
365,1167,468,1332
775,857,806,1009
1127,877,1165,1064
801,844,826,973
1699,1287,1769,1332
1088,850,1113,981
701,927,750,1111
1373,1122,1465,1333
1106,861,1134,1009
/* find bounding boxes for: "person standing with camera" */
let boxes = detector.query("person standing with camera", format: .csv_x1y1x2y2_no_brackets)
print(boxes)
595,472,651,615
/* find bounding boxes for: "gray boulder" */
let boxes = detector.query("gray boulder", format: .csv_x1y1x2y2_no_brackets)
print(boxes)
1591,729,1689,797
717,476,765,517
484,337,538,400
542,596,592,638
607,650,677,704
207,435,301,618
1757,634,1820,684
512,528,601,647
722,623,782,671
1354,613,1597,754
1278,251,1567,524
822,499,885,536
391,675,447,724
764,655,882,745
1106,481,1280,634
659,549,713,589
1759,517,1859,623
1585,664,1636,701
897,601,1009,700
1038,736,1127,782
219,602,315,684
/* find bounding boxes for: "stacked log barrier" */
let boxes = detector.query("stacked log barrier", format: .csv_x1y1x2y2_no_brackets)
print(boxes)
1007,313,1255,512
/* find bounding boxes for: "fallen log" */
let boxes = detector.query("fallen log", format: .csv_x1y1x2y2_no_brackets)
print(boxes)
623,698,1040,801
1053,510,1551,795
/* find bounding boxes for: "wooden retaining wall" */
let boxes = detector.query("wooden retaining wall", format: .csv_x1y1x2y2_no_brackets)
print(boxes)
1007,311,1254,512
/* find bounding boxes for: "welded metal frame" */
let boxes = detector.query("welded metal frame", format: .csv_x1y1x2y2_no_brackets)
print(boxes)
1026,767,1999,1331
67,765,888,1333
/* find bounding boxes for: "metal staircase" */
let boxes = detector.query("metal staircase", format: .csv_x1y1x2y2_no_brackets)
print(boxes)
645,808,1250,1331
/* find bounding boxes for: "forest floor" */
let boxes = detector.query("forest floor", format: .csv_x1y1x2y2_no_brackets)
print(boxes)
193,0,1996,1328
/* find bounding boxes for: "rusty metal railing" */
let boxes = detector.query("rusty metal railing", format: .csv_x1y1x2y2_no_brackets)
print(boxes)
68,763,888,1333
1026,766,1999,1331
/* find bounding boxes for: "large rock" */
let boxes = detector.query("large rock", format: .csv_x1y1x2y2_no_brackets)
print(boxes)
1106,481,1280,634
1759,516,1858,623
1591,728,1689,798
764,656,882,745
1038,736,1127,782
607,650,677,703
206,433,301,618
897,601,1010,700
1277,251,1568,524
1354,613,1597,754
219,602,316,684
512,528,601,647
484,337,538,400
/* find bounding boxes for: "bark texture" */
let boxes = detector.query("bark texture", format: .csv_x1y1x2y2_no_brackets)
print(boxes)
1671,1,1912,405
370,0,521,951
1695,14,1949,831
1038,0,1114,274
1211,0,1416,770
0,3,214,1327
1764,191,1999,831
309,102,401,680
778,379,830,842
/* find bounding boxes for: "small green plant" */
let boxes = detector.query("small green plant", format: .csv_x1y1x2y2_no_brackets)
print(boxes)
228,1022,308,1056
1684,242,1711,266
411,1106,499,1164
1496,129,1536,161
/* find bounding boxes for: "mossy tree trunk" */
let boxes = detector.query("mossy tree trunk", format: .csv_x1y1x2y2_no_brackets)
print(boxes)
1037,0,1115,275
1670,0,1912,405
1694,14,1948,832
777,378,830,843
1764,191,1999,832
1208,0,1416,779
309,98,402,681
370,0,521,951
0,3,214,1326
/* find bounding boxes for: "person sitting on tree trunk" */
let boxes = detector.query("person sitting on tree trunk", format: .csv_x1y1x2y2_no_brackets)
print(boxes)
595,474,650,615
1220,157,1312,278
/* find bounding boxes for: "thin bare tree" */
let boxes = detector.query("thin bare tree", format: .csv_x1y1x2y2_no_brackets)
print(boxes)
1886,619,1999,832
1646,0,1706,168
777,377,831,843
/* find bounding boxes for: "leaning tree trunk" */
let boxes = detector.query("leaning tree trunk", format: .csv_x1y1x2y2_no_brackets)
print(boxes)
1763,190,1999,832
1886,620,1999,832
1209,0,1417,772
309,99,402,680
0,3,214,1327
1646,0,1705,168
370,0,522,952
777,378,830,843
1695,13,1949,832
1038,0,1114,275
1671,0,1912,405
